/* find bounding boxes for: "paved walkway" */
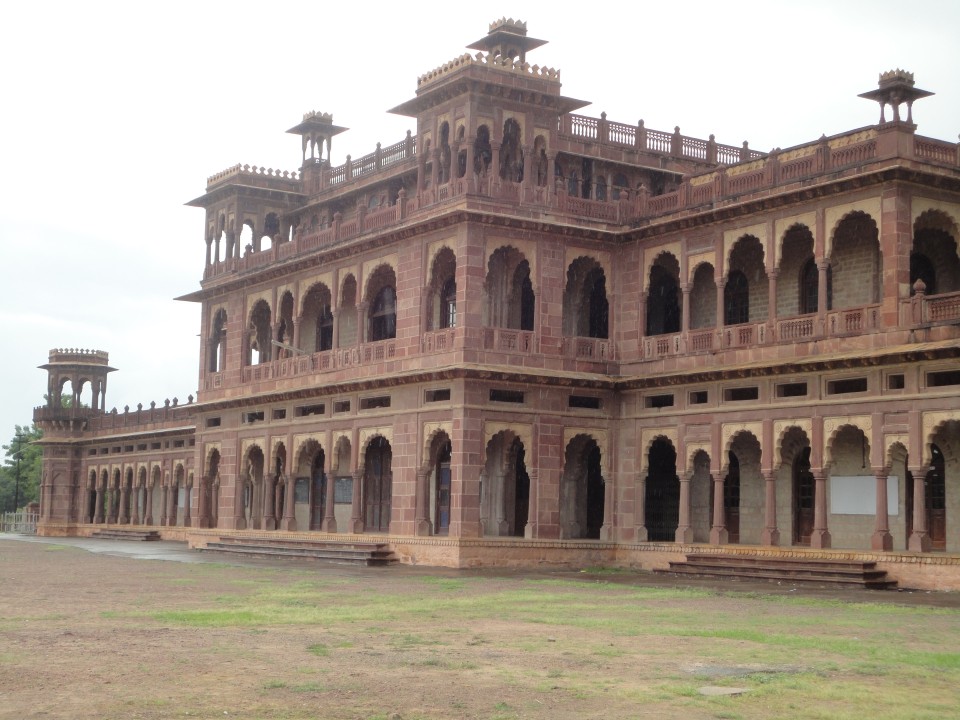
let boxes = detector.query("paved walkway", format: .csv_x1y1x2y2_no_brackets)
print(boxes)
2,533,958,608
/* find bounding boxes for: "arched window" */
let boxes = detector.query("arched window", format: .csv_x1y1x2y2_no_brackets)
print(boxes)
208,309,227,373
370,286,397,341
647,261,680,336
799,259,833,313
474,125,492,175
499,118,523,182
724,270,750,325
519,273,535,332
440,277,457,329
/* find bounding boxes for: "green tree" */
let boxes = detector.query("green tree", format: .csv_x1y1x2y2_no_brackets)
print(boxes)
1,424,43,512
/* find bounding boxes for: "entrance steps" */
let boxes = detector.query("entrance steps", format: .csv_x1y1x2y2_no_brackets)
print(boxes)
658,552,897,589
200,536,397,566
91,528,161,541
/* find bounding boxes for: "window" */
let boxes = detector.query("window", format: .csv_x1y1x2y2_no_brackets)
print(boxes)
569,395,601,409
272,409,286,420
826,378,867,395
243,411,265,424
173,440,185,448
689,391,709,405
887,374,905,390
490,389,524,404
440,278,457,329
928,370,960,387
645,394,675,409
334,400,351,414
724,270,749,325
425,389,451,403
776,382,808,398
205,417,221,428
369,286,397,341
295,403,326,417
360,396,391,410
724,386,759,402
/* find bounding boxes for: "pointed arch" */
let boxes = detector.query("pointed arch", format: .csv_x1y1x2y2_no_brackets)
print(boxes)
646,252,680,335
830,211,880,308
563,256,608,338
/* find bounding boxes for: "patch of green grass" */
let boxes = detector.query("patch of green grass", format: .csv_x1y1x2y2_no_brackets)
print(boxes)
262,680,287,690
42,544,72,551
290,682,323,693
419,576,467,590
306,643,328,656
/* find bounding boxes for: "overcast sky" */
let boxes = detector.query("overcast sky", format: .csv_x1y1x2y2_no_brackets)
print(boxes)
1,0,958,439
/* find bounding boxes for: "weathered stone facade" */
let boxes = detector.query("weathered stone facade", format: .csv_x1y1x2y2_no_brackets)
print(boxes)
32,22,960,588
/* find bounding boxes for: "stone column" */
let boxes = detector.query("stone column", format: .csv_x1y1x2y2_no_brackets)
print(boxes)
871,468,893,551
600,473,615,541
709,474,728,545
166,484,178,527
638,291,648,341
478,470,488,537
524,469,539,539
262,476,276,530
810,470,831,548
94,485,105,524
357,302,369,345
635,472,648,542
322,473,337,533
715,279,726,339
675,472,693,543
331,309,340,350
159,486,168,526
817,260,830,333
760,470,780,546
350,469,364,534
196,478,208,529
118,483,129,524
415,469,431,536
183,483,192,528
280,476,296,531
908,465,930,552
133,486,142,525
766,268,778,340
144,485,153,526
234,475,247,530
681,284,691,335
274,479,284,527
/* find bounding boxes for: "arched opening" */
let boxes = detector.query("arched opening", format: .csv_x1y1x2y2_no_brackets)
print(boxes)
927,444,947,550
612,173,629,200
456,126,467,179
174,465,186,526
438,122,451,184
474,125,492,175
534,135,548,187
427,247,457,331
207,450,220,528
480,431,529,537
364,437,392,532
366,266,397,342
500,118,523,182
911,211,960,296
150,467,162,526
724,270,750,325
830,212,880,308
276,292,294,356
208,309,227,373
242,447,264,530
433,439,452,536
563,257,608,339
560,436,604,539
723,452,741,544
792,447,815,546
247,300,272,365
86,470,97,523
646,439,679,542
239,221,254,254
647,254,680,335
689,263,717,330
310,448,327,531
910,253,937,295
261,212,280,251
301,283,334,353
726,235,768,324
484,247,535,331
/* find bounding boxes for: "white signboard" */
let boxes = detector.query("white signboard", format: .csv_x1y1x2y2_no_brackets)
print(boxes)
830,475,898,516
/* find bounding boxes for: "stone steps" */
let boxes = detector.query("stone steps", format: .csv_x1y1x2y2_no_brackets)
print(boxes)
91,528,162,541
658,553,897,589
201,537,397,566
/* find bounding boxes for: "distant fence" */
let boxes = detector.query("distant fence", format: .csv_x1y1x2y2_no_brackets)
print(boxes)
1,511,38,534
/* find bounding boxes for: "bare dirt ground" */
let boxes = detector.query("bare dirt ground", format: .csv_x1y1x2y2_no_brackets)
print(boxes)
1,536,958,720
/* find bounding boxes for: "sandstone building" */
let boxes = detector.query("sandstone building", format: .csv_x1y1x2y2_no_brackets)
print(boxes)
33,20,960,588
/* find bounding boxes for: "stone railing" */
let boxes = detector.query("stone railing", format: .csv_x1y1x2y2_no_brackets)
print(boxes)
47,348,110,364
206,163,300,189
559,113,762,166
562,336,615,361
417,51,559,89
421,328,457,353
41,398,197,433
482,328,536,354
238,340,398,383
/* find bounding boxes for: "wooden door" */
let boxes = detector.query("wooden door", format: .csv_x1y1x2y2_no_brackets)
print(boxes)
793,448,815,545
